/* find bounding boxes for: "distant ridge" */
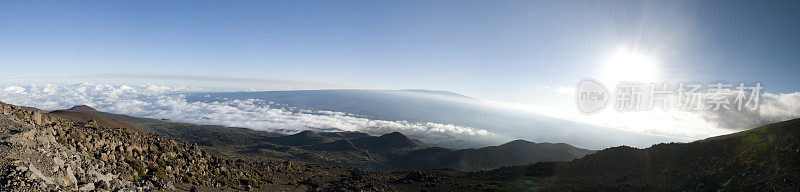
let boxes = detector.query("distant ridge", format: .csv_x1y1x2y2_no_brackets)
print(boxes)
67,105,97,112
398,89,475,99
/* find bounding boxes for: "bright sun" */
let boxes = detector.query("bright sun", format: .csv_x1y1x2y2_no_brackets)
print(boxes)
600,49,659,86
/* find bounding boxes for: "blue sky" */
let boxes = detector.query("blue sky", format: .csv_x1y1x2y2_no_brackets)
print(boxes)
2,0,800,105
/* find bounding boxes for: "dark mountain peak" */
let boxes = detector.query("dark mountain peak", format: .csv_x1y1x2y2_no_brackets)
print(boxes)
603,145,639,151
68,105,97,112
500,139,536,146
379,132,407,139
352,132,421,150
499,140,541,151
379,132,421,146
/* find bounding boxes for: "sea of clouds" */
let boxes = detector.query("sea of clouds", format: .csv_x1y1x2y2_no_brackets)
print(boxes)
0,83,491,142
2,82,798,149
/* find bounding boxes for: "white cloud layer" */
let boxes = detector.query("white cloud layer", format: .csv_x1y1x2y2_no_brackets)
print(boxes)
0,83,491,140
2,86,26,94
700,92,800,130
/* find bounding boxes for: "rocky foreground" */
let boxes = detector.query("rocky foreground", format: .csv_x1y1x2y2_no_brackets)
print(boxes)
0,101,527,191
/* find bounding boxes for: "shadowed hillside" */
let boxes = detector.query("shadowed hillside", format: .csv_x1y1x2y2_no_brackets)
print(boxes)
394,140,594,171
541,118,800,191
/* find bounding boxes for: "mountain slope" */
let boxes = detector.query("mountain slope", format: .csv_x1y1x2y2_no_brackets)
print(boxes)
544,118,800,191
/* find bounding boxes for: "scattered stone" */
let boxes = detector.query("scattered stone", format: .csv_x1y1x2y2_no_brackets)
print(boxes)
78,182,95,191
27,164,55,185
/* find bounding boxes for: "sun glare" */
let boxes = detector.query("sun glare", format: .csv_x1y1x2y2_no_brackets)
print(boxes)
600,49,659,86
